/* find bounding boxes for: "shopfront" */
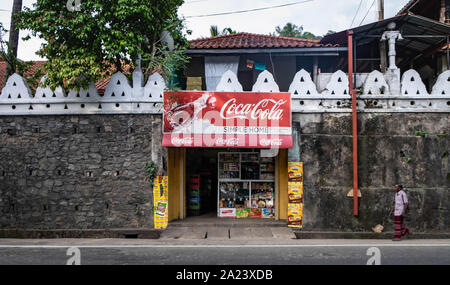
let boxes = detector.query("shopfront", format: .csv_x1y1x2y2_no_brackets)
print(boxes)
217,151,275,218
163,91,292,221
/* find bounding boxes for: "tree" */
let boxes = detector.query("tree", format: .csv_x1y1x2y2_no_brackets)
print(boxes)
272,22,322,40
2,0,23,86
302,31,322,40
1,22,42,91
210,25,220,37
222,27,237,35
16,0,190,91
273,23,303,38
209,25,237,37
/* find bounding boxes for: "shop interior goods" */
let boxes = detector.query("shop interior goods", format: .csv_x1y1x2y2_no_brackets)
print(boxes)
218,152,275,219
188,175,201,216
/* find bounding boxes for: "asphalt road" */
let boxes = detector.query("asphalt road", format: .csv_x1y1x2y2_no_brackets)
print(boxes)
0,240,449,265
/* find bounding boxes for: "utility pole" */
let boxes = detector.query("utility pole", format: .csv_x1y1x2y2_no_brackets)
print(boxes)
378,0,384,21
4,0,23,87
378,0,387,72
440,0,446,23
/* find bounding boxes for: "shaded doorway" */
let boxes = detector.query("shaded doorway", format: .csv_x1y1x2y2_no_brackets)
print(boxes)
185,148,220,217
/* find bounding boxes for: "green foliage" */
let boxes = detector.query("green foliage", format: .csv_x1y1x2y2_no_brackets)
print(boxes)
416,130,429,138
144,161,158,188
210,25,219,37
400,150,412,163
134,206,142,216
16,0,190,91
0,23,43,91
209,25,237,37
273,23,303,38
272,22,322,40
302,31,322,40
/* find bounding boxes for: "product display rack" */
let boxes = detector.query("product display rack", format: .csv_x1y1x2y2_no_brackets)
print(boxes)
187,175,201,216
217,152,275,219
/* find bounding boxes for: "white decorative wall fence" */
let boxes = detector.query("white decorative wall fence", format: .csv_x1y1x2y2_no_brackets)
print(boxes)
1,68,450,115
0,70,165,115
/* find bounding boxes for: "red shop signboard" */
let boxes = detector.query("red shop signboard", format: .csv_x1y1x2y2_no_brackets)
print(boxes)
162,91,293,149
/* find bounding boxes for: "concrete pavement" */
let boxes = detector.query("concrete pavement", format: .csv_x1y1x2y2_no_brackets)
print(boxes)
160,226,296,240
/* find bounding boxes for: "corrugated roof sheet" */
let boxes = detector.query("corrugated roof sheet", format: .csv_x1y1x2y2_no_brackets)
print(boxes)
320,14,450,53
397,0,419,15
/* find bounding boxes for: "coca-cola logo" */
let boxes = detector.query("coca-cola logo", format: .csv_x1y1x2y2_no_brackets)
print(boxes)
216,137,240,146
171,137,193,145
260,138,283,146
220,98,286,120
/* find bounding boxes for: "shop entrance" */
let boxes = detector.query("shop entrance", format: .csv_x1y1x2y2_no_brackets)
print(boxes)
184,148,286,220
167,148,289,222
185,148,220,217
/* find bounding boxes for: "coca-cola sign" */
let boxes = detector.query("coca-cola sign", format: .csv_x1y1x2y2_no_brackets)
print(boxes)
163,91,292,148
220,98,286,120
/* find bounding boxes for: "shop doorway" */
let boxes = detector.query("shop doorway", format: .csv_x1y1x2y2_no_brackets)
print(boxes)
185,148,220,217
167,148,288,222
185,148,284,220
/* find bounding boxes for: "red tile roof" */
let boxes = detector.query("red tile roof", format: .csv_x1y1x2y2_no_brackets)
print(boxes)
1,34,336,92
189,32,337,49
0,60,46,89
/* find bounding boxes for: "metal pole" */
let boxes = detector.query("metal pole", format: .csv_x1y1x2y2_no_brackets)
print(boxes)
348,30,359,217
378,0,384,21
447,36,450,70
378,0,387,72
353,34,357,74
313,56,318,84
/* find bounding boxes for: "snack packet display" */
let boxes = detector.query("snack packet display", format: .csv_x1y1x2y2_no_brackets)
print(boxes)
153,176,169,229
288,162,303,182
288,182,303,203
155,202,168,217
249,208,262,218
262,208,274,218
236,208,250,218
287,203,303,228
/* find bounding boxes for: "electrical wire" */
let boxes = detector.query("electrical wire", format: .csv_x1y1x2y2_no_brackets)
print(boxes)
359,0,376,26
185,0,314,18
350,0,364,28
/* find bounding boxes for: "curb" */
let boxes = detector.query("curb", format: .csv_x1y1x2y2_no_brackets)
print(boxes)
168,223,287,228
0,229,161,239
293,231,450,239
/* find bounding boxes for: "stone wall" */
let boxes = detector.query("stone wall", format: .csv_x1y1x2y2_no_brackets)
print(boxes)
0,114,164,229
296,113,450,232
1,69,449,232
1,113,448,232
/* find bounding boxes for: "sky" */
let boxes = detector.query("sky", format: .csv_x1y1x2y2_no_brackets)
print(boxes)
0,0,411,61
